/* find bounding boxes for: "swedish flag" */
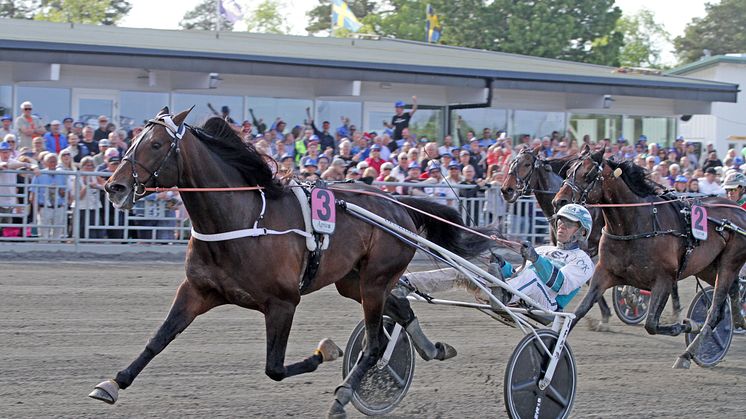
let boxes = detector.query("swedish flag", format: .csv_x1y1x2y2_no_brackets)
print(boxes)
425,4,441,43
332,0,363,32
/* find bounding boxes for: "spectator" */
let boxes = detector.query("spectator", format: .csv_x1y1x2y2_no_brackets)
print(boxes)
322,158,346,181
382,176,399,195
386,96,417,141
80,126,99,155
423,162,457,206
42,120,68,154
364,144,385,174
96,147,120,172
93,115,111,141
108,131,127,156
445,161,462,183
14,101,46,149
31,136,46,162
479,128,495,148
63,133,90,165
57,149,76,171
699,167,725,196
30,153,68,241
701,151,723,173
459,165,485,225
360,167,377,185
61,117,74,137
69,156,105,239
376,162,394,182
317,155,330,174
401,162,424,196
687,177,699,193
438,135,457,156
92,139,111,168
483,164,506,227
390,152,409,182
308,114,336,154
673,175,688,193
3,134,18,158
0,114,16,139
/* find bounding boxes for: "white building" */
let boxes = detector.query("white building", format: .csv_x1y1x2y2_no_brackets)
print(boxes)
0,19,738,146
669,54,746,158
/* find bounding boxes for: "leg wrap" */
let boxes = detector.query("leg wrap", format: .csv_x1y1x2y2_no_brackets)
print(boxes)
405,318,438,361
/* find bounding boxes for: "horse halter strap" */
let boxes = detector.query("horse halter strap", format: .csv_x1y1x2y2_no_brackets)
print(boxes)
562,156,603,205
123,114,186,200
508,151,540,196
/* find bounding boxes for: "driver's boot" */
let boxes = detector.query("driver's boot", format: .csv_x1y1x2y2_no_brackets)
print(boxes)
386,279,457,361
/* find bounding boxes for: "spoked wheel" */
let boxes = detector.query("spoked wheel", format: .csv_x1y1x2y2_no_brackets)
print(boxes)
685,287,733,368
342,316,415,416
612,285,650,325
504,329,576,419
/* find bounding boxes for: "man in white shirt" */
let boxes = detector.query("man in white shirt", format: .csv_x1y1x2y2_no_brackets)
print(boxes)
698,167,725,196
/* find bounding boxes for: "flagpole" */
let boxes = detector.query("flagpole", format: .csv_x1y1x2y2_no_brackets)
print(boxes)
215,0,221,38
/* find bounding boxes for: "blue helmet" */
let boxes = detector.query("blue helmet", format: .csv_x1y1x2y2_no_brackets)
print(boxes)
556,204,593,240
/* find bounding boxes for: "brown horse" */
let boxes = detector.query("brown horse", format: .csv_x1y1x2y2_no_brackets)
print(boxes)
92,108,495,417
552,145,746,368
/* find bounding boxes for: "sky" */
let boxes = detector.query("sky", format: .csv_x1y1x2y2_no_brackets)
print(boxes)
120,0,712,66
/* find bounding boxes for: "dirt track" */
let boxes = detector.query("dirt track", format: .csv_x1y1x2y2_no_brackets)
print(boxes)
1,261,745,418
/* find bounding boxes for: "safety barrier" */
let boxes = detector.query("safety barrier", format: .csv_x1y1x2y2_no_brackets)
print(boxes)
0,171,550,246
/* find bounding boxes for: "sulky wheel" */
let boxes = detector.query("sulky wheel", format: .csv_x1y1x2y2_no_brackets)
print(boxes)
685,287,733,368
504,329,576,419
612,285,650,325
342,316,415,416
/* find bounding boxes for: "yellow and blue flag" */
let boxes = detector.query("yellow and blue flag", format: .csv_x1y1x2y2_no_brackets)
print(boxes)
332,0,363,32
425,4,441,43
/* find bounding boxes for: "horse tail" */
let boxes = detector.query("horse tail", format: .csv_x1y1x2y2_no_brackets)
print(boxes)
397,196,497,259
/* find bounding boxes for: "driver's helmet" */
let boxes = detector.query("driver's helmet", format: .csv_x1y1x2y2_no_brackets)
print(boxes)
722,172,746,189
555,204,593,240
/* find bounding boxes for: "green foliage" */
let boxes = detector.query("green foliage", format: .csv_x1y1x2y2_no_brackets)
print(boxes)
617,9,670,68
246,0,289,34
0,0,38,19
674,0,746,64
180,0,234,31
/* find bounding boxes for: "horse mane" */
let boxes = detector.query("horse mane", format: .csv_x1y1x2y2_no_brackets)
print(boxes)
605,159,661,198
546,153,578,177
193,117,284,199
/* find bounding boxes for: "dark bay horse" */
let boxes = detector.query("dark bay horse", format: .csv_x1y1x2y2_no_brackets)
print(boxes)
91,108,495,417
552,146,746,368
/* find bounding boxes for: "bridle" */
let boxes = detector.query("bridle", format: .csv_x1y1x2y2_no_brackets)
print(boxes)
121,113,186,201
507,149,541,197
562,154,603,205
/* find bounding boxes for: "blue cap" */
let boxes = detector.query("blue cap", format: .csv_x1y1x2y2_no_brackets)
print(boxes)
303,158,318,167
407,161,420,170
426,161,441,172
395,101,406,108
0,141,12,150
675,175,688,183
309,134,319,142
370,144,382,151
734,157,744,165
441,151,453,158
73,121,85,128
639,135,648,141
0,114,11,121
676,135,685,141
63,117,74,123
280,154,293,161
318,155,330,162
448,161,460,168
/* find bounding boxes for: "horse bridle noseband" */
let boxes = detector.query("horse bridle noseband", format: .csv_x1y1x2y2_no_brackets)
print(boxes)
507,150,541,197
562,155,603,205
122,114,186,200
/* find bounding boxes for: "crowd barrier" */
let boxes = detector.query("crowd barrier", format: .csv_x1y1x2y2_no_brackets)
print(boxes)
0,170,550,247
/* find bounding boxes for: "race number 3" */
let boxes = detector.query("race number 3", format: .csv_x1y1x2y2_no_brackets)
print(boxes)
311,188,336,234
691,205,707,240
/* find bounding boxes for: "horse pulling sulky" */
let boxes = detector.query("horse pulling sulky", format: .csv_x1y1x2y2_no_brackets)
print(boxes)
553,145,746,368
89,108,580,418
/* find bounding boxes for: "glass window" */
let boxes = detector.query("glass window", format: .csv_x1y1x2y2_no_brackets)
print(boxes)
408,108,443,142
246,97,313,133
171,93,244,126
569,114,622,142
367,111,390,136
0,86,11,118
453,108,508,145
16,86,70,124
315,100,362,131
621,116,675,147
121,91,170,130
512,110,566,140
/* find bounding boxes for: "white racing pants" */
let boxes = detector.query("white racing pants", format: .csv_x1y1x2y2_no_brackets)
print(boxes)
405,267,558,311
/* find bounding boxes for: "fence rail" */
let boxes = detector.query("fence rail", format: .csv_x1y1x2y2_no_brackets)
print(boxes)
0,170,551,247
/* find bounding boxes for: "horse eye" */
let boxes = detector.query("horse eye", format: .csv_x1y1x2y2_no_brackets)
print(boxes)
151,141,162,150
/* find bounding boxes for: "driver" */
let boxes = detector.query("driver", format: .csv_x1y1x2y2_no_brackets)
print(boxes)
723,172,746,331
386,204,595,361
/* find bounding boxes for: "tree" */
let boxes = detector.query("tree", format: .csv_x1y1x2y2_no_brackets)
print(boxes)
180,0,234,31
674,0,746,64
617,9,670,68
33,0,131,25
246,0,289,34
0,0,39,19
306,0,378,34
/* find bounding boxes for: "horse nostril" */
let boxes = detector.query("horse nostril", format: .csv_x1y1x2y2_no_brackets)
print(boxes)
106,182,126,194
554,198,569,210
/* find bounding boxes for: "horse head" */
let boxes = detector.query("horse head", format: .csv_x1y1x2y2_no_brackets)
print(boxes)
501,146,548,203
105,106,193,210
552,144,606,210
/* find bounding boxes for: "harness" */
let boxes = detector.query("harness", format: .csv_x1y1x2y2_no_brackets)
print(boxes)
561,158,603,205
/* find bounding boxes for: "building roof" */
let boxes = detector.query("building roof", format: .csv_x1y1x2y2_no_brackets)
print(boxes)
667,54,746,76
0,19,738,102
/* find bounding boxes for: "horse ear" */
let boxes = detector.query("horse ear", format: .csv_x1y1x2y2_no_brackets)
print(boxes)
581,144,591,154
543,163,552,172
157,106,170,117
532,145,541,154
591,149,604,163
172,106,195,126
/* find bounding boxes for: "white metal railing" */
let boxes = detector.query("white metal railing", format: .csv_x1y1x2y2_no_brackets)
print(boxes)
0,171,549,246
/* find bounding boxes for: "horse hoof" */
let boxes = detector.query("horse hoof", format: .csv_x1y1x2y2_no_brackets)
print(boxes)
596,320,611,333
317,338,343,362
584,318,600,331
88,379,119,404
683,318,701,334
672,356,691,370
434,342,458,360
327,399,348,419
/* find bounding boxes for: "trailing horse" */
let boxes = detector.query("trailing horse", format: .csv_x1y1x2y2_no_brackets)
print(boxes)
552,145,746,368
91,108,496,417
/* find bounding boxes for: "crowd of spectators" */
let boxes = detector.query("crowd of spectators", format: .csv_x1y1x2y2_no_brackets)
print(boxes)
1,96,746,241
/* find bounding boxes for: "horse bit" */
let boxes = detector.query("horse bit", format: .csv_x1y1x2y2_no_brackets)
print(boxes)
122,114,186,201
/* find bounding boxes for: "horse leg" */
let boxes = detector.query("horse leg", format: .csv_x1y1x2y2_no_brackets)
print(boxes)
328,274,389,419
263,298,342,382
673,269,735,369
670,282,683,321
596,295,612,331
729,278,746,329
89,280,222,404
643,278,690,336
571,270,612,332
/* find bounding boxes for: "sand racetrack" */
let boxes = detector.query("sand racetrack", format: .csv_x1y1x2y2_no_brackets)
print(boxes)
1,260,745,418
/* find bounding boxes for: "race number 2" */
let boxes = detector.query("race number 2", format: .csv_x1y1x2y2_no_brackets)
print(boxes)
690,205,707,240
311,188,336,234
